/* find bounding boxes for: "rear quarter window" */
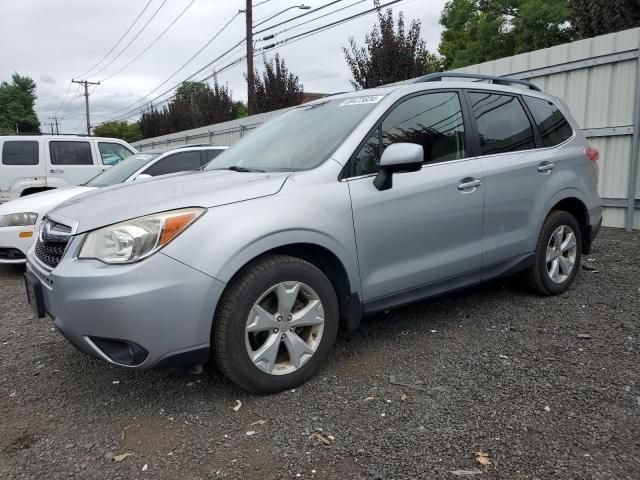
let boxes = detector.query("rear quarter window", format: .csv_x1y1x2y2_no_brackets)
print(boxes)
523,96,574,147
2,141,39,165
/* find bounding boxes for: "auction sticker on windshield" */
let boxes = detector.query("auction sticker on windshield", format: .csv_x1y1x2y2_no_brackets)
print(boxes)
339,95,384,107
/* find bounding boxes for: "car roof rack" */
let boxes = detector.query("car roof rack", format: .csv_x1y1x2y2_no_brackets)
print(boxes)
412,72,542,92
0,132,92,137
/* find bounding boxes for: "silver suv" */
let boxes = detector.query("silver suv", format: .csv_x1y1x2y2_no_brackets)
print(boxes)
25,74,602,393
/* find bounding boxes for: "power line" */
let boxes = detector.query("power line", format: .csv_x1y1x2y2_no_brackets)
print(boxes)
253,0,275,6
104,0,406,123
103,12,242,118
100,0,198,82
75,0,155,79
87,0,169,80
253,0,345,35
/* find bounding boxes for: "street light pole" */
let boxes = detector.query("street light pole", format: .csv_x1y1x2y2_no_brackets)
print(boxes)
244,3,310,116
245,0,255,115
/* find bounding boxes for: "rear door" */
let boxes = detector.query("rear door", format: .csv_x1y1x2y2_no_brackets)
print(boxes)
347,91,485,303
46,139,100,187
468,91,566,267
0,139,45,198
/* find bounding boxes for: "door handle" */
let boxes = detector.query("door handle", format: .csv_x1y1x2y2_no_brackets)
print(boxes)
537,162,555,173
49,169,64,174
457,179,482,191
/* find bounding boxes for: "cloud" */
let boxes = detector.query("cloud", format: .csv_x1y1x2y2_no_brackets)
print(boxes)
39,74,56,84
1,0,447,133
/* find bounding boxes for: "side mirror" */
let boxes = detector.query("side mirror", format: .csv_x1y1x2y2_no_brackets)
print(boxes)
373,143,423,191
134,174,152,181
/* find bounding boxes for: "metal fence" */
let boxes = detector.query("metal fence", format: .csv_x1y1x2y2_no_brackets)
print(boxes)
133,27,640,230
132,109,289,151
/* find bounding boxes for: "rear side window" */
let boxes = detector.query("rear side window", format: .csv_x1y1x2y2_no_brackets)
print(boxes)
98,142,134,166
523,96,573,147
469,93,535,155
143,151,201,176
2,141,39,165
49,141,93,165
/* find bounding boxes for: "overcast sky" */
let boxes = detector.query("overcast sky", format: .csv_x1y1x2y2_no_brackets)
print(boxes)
0,0,447,134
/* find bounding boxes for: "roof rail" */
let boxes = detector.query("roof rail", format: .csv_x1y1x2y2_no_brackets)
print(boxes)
412,72,541,92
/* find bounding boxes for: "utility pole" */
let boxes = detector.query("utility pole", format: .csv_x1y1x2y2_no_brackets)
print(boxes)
48,116,62,135
72,79,100,135
245,0,255,115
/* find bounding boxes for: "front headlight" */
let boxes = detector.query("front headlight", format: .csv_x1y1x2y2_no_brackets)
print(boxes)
0,212,38,227
78,208,205,264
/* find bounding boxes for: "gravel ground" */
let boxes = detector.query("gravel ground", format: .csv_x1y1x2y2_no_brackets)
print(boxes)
0,227,638,480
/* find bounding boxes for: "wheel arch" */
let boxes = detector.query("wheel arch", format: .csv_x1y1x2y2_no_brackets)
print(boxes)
545,193,591,254
215,242,363,332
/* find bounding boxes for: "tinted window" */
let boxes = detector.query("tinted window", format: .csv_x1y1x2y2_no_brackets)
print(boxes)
352,92,466,176
205,149,223,164
143,151,201,176
2,141,39,165
469,93,535,155
523,96,573,147
98,142,134,166
49,141,93,165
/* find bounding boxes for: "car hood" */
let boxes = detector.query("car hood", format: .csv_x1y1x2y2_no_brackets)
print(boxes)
0,186,96,218
49,170,291,233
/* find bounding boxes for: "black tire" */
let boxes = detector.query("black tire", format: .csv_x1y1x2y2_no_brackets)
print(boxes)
523,210,582,295
213,254,339,394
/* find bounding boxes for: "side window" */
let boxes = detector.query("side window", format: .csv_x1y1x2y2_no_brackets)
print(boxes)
351,92,467,176
204,149,223,165
49,141,93,165
142,151,201,176
523,96,573,147
469,93,535,155
98,142,134,166
2,141,39,165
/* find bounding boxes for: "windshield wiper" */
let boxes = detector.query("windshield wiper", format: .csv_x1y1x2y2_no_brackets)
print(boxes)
225,166,266,173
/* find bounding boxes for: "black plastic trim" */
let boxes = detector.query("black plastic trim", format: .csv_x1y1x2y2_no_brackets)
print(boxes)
154,347,210,369
414,72,541,91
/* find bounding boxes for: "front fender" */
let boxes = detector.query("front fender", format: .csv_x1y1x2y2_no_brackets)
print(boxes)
162,178,362,299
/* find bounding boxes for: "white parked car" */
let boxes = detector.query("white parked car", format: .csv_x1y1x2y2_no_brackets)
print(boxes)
0,144,227,263
0,134,136,203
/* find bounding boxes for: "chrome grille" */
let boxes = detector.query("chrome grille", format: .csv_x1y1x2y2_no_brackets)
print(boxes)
34,218,72,268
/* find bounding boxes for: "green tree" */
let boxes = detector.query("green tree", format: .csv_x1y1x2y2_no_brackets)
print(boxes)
0,73,41,133
138,78,240,138
93,121,142,143
252,54,304,114
570,0,640,38
344,0,442,89
439,0,575,69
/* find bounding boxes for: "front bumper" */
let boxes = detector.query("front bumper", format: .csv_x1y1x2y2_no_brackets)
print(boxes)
26,247,226,369
0,226,35,263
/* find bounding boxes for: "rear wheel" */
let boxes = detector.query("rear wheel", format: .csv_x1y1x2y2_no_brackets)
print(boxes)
213,255,339,393
523,210,582,295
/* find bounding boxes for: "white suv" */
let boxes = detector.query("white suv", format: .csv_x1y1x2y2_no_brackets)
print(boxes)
0,135,136,203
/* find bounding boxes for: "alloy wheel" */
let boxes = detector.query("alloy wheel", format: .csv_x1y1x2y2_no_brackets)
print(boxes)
245,281,325,375
546,224,578,284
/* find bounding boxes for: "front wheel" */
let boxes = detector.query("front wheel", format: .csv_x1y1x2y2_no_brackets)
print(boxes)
213,255,339,393
523,210,582,296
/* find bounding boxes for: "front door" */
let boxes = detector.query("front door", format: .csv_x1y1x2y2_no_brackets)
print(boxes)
346,91,485,304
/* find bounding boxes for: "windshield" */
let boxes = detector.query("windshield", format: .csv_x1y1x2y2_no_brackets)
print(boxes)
85,153,160,187
207,96,384,172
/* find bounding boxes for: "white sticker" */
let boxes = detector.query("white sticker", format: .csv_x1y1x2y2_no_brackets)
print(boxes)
136,154,154,160
339,95,384,107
